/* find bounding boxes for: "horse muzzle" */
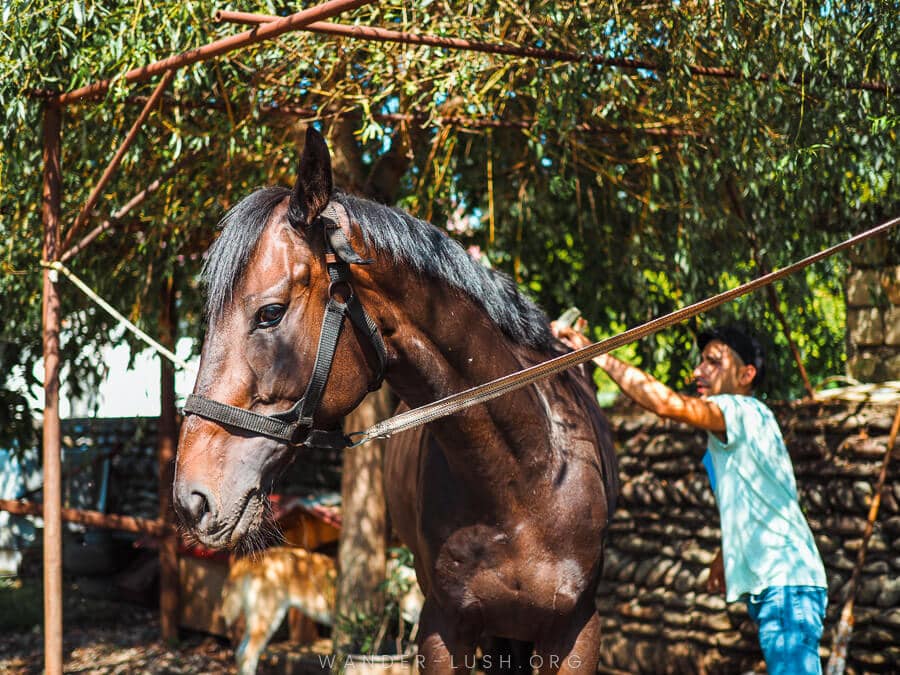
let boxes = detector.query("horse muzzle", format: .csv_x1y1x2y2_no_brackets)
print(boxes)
174,482,268,548
172,431,291,548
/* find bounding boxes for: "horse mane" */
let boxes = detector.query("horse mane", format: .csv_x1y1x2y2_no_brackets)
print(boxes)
335,193,552,350
203,187,553,350
203,187,291,324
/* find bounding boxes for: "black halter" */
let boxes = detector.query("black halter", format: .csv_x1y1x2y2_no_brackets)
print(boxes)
182,203,387,450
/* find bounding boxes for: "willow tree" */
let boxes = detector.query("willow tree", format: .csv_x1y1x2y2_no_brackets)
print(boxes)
1,0,898,442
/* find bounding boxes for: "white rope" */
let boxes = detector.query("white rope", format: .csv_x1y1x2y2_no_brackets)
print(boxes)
41,260,196,374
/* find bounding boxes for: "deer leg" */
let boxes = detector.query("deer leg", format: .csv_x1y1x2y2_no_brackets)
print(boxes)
236,597,289,675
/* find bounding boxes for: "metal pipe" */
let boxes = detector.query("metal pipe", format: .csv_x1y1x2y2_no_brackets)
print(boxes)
268,104,694,136
215,11,659,69
62,70,174,251
55,0,376,105
41,101,63,675
61,153,192,263
0,499,174,537
214,11,889,93
157,274,179,641
110,94,691,136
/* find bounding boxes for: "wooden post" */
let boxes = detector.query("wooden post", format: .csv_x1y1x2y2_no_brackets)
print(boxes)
41,101,63,675
158,273,180,641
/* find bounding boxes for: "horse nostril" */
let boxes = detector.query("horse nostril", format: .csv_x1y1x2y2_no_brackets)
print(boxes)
175,482,216,530
187,491,209,523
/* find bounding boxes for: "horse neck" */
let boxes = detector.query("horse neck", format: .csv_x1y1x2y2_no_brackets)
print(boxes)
367,269,556,477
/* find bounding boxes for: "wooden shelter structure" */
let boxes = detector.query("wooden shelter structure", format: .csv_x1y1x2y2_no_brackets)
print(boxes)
6,3,891,673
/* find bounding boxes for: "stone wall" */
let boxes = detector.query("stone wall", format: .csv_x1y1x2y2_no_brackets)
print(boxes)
62,417,160,521
597,398,900,675
59,417,343,522
845,234,900,381
57,398,899,674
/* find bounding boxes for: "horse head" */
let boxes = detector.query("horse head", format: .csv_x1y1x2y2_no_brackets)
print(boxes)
173,128,384,549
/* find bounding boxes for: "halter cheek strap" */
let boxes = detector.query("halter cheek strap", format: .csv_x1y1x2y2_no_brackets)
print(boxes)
182,202,386,450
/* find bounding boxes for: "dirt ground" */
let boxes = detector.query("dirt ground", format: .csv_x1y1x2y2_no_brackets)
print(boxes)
0,576,332,675
0,607,235,674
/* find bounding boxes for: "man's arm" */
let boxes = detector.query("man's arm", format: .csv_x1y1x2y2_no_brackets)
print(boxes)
553,324,726,435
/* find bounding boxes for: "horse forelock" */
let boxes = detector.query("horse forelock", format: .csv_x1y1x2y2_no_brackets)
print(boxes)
201,186,552,349
336,193,553,351
202,186,291,323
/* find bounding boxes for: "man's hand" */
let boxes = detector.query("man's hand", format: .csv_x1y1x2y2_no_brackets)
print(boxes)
551,317,725,434
550,317,592,350
706,549,725,595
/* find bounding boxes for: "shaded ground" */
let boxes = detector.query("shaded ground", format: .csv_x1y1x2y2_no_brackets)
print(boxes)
0,576,234,674
0,575,333,674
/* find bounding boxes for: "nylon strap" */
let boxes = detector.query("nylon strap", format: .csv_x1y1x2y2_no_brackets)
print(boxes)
348,216,900,447
324,208,373,265
346,291,387,384
298,297,347,422
183,200,387,447
185,214,898,450
183,393,304,442
325,224,387,384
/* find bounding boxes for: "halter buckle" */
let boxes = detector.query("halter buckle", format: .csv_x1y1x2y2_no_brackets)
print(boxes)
328,279,353,304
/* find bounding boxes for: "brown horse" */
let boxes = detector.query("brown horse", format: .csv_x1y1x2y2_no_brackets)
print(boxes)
174,128,618,673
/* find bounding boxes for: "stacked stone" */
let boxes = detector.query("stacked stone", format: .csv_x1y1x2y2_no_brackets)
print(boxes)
846,235,900,382
278,444,344,494
59,416,346,520
63,417,159,520
596,399,900,674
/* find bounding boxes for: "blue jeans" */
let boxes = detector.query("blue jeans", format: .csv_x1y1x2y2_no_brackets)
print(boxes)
746,586,827,675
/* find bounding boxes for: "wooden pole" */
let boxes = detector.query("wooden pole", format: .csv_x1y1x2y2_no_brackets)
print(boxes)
158,273,180,642
0,499,172,537
61,71,173,251
61,154,193,263
825,402,900,675
40,101,64,675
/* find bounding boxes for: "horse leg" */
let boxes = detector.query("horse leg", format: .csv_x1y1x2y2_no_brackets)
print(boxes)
417,598,478,674
533,606,603,675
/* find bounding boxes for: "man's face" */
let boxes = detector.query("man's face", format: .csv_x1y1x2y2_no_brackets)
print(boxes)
692,339,755,397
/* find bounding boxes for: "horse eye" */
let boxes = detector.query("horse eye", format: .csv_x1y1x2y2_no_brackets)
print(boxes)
255,304,286,329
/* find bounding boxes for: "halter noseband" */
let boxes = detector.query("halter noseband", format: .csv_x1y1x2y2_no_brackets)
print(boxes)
182,202,387,450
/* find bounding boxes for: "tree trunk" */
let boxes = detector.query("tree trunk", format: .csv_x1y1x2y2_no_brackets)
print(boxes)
332,386,395,658
319,120,410,666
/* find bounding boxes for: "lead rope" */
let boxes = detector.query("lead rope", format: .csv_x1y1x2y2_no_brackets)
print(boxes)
348,216,900,447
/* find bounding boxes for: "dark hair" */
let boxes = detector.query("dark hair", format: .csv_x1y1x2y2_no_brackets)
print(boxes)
202,187,553,350
698,323,766,387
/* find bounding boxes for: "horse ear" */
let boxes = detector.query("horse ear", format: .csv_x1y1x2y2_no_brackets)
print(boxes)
288,127,334,229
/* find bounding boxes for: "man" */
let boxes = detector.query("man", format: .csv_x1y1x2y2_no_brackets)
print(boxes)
552,321,828,675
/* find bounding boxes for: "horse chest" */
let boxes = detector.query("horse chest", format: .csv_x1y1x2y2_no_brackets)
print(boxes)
427,521,594,627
